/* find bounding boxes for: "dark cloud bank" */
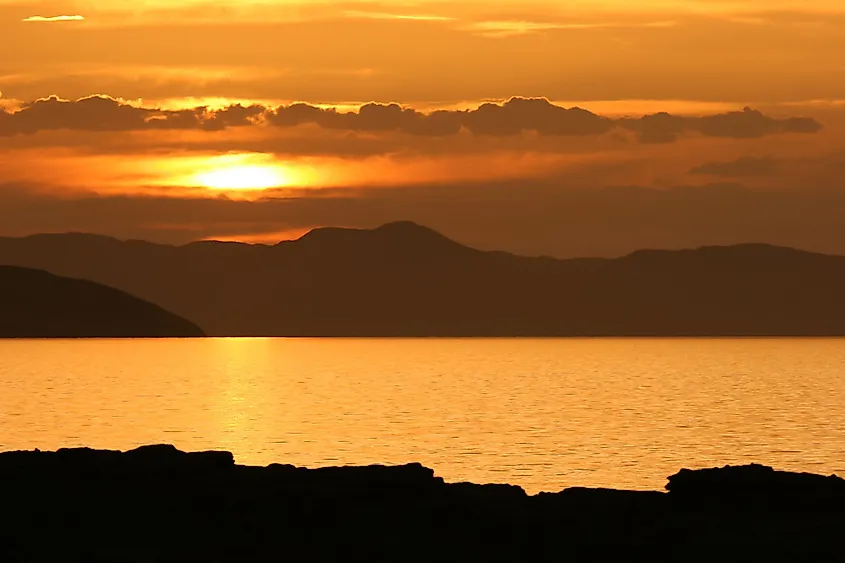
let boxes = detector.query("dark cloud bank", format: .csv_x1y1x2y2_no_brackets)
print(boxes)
689,156,781,177
0,95,823,142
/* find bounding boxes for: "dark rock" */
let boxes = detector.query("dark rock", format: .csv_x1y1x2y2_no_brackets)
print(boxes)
666,463,845,510
0,445,842,562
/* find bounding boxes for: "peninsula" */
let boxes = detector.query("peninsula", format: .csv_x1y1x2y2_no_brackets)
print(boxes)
0,265,205,338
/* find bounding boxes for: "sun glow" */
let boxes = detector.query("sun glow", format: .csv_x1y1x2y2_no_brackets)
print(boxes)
194,164,288,190
188,154,301,191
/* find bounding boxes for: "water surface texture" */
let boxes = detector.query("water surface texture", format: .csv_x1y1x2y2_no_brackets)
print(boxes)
1,338,843,492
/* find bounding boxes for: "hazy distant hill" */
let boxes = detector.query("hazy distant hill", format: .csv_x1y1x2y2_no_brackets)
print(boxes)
1,221,844,336
0,265,205,338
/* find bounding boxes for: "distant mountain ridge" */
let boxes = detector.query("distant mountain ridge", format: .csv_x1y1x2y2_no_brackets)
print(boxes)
1,222,844,336
0,265,205,338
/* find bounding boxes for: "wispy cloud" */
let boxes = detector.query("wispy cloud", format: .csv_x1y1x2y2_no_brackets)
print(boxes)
467,19,676,37
0,97,21,112
689,156,780,177
469,20,566,36
22,15,85,23
342,10,453,22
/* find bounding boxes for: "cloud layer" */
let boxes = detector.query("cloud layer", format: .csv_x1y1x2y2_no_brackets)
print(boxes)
689,156,780,177
0,95,823,142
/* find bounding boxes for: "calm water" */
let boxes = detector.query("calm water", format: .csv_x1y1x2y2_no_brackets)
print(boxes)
1,338,843,493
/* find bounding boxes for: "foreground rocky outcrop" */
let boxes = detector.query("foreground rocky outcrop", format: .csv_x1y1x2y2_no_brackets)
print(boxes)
0,446,842,562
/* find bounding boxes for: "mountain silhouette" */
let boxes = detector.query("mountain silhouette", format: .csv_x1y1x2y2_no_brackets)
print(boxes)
1,222,845,336
0,265,205,338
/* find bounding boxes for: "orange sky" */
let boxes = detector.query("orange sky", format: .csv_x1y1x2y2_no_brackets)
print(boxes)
4,0,845,104
1,0,845,255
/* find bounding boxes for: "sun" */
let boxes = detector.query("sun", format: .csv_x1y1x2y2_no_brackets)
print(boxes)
194,164,290,190
147,152,323,195
189,154,298,191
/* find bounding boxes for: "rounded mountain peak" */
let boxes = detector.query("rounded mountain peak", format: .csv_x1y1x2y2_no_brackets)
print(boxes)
291,222,470,255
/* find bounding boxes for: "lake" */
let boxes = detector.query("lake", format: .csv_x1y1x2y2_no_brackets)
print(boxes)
1,338,843,493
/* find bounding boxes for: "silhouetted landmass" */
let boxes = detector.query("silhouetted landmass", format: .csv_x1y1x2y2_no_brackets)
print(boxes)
2,222,845,336
0,445,841,562
0,265,205,338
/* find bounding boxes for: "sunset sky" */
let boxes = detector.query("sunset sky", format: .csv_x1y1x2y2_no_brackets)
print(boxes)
2,0,845,256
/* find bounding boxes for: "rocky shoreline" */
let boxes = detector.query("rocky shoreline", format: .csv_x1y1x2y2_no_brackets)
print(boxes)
1,445,842,562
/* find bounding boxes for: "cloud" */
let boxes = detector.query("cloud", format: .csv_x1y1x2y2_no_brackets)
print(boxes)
466,19,677,37
22,15,85,22
341,11,453,22
467,20,575,37
463,98,614,136
0,95,824,143
0,94,264,135
0,91,19,112
689,156,780,177
620,107,822,143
